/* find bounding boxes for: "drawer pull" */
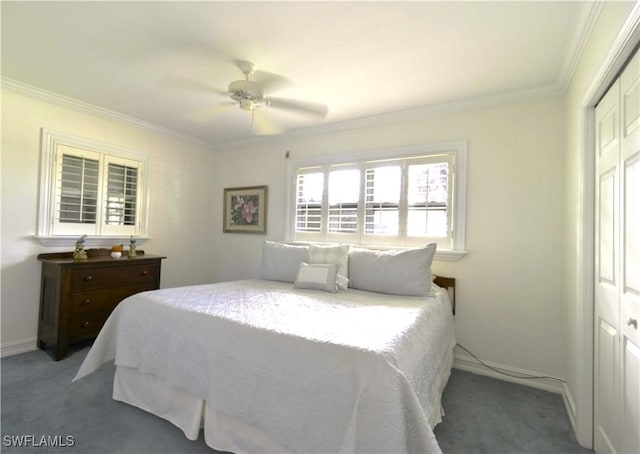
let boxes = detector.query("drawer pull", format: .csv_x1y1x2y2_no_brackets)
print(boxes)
82,321,90,328
628,318,638,330
83,276,92,282
81,299,91,306
141,270,148,276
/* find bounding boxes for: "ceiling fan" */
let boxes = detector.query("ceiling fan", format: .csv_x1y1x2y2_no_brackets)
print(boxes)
166,60,328,135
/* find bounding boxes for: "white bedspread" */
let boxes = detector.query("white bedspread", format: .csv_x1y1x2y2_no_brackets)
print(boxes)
75,279,455,453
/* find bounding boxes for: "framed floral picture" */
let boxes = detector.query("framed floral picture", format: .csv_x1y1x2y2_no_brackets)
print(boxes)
223,186,267,234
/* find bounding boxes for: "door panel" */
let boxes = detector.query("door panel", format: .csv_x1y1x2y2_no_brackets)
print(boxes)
622,338,640,454
599,170,617,285
599,105,618,157
595,78,621,454
620,49,640,454
596,318,619,452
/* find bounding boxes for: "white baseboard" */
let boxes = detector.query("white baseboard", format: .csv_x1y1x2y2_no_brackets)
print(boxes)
1,337,38,358
562,381,578,433
453,351,565,394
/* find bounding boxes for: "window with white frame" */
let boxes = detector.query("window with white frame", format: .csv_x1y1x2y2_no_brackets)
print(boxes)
287,142,467,259
37,129,149,244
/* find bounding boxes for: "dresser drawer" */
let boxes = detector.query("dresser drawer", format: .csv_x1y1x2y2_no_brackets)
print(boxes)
70,283,156,315
69,311,111,342
71,263,159,290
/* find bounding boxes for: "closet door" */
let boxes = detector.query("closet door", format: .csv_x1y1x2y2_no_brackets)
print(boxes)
594,49,640,454
619,49,639,454
594,77,621,454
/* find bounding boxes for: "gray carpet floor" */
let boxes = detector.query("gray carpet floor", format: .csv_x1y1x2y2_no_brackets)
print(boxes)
1,346,592,453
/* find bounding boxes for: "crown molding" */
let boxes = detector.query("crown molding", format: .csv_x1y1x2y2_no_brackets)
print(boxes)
0,77,211,148
557,1,605,93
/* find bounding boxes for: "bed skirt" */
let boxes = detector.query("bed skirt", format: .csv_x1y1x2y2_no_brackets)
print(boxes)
114,366,293,452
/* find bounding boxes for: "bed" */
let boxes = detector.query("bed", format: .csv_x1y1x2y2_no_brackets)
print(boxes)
75,242,456,453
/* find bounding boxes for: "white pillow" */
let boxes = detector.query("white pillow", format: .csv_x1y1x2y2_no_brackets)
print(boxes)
261,241,310,283
308,244,350,277
309,243,350,290
348,244,437,296
294,263,338,293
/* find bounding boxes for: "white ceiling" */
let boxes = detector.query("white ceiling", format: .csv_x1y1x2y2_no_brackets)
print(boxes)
2,1,590,148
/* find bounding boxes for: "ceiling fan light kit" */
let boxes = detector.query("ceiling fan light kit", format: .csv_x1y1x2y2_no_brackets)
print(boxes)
226,61,328,116
239,99,254,112
229,80,267,112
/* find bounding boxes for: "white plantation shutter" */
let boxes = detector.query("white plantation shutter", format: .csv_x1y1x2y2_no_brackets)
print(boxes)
288,144,465,251
59,155,99,224
53,146,101,235
102,156,141,236
328,169,360,235
105,163,138,225
295,172,323,233
41,131,148,240
407,161,450,238
364,165,401,236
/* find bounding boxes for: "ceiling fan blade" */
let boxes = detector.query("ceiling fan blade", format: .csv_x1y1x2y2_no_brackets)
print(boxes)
232,60,293,94
252,70,294,94
253,110,283,135
268,97,328,118
190,101,236,122
160,76,228,96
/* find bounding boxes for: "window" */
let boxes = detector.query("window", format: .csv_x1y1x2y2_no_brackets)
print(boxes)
37,129,149,245
287,142,467,260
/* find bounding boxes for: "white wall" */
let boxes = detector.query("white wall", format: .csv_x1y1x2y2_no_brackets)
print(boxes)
210,95,567,381
563,1,637,446
1,88,216,355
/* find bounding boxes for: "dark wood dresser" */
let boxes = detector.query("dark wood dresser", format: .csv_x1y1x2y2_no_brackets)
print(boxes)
37,249,166,360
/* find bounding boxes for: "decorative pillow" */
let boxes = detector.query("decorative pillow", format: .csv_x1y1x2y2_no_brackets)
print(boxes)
308,244,350,277
309,243,350,290
294,263,338,293
261,241,310,283
348,244,437,296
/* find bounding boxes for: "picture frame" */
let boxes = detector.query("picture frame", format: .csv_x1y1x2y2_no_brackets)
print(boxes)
223,185,268,234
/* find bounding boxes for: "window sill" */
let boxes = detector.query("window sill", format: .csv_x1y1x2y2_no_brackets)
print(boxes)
434,249,467,262
34,235,149,248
